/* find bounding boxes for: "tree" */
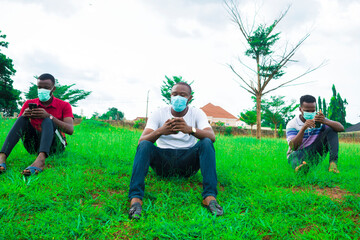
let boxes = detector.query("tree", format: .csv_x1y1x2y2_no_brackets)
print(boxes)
224,0,323,139
100,107,124,120
317,96,322,112
262,96,298,137
239,110,257,134
0,30,21,116
322,98,327,117
328,84,347,126
25,78,91,107
160,75,194,105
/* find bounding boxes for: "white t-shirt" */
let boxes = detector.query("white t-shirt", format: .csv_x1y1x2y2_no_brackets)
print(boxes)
145,106,211,149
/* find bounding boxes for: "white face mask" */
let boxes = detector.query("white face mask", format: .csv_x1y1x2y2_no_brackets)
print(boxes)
38,88,53,102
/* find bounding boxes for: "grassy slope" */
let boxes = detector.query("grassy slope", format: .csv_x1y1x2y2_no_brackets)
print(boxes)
0,119,359,239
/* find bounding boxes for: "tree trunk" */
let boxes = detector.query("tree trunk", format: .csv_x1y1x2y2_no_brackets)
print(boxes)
256,55,262,139
274,123,278,138
250,125,253,136
256,94,262,139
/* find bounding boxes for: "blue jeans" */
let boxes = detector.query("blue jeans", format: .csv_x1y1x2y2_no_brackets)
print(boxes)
0,116,65,157
128,138,218,200
288,127,339,169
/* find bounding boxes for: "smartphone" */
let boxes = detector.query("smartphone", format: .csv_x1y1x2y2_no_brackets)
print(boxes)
28,103,38,110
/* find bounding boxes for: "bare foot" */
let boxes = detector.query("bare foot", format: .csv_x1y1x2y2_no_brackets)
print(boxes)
22,152,46,175
130,198,143,207
202,196,216,206
329,162,340,174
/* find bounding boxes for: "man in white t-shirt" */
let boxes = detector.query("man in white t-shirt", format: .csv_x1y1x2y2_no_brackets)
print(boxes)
128,82,223,219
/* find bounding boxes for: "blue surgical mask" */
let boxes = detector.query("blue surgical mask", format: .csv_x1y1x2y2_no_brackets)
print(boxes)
171,96,188,112
303,111,316,120
38,88,53,102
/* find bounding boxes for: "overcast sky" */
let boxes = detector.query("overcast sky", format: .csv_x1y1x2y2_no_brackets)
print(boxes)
0,0,359,123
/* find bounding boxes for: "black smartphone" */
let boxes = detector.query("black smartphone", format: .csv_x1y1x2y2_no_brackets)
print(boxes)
28,103,38,110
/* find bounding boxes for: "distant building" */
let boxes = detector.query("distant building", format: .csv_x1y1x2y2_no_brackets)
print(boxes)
346,122,360,132
201,103,246,127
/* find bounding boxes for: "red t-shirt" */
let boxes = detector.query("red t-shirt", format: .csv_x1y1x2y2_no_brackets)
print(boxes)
19,97,74,135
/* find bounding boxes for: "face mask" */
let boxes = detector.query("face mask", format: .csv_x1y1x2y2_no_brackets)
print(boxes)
38,88,53,102
171,96,188,112
303,111,316,120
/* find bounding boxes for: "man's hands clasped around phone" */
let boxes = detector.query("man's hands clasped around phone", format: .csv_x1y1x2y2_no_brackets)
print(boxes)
23,107,50,119
160,118,192,135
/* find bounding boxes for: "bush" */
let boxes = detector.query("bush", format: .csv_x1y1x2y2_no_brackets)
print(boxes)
80,119,110,128
225,126,232,136
215,121,225,126
278,123,284,138
134,118,146,129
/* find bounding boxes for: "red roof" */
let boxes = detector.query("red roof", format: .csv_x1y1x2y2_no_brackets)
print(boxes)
200,103,237,119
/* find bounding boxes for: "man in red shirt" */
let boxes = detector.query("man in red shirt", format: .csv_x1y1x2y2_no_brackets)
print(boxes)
0,73,74,175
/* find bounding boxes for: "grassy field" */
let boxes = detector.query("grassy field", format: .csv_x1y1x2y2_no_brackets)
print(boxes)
0,118,359,239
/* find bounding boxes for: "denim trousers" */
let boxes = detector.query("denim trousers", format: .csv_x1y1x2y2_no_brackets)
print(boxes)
0,116,65,157
288,127,339,169
128,138,218,200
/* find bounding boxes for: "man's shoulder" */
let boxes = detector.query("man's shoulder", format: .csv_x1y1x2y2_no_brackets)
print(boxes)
188,106,204,114
152,106,170,115
286,115,300,129
53,97,71,107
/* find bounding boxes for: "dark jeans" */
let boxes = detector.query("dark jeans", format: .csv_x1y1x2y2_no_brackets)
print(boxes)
128,138,218,200
0,116,65,157
288,127,339,169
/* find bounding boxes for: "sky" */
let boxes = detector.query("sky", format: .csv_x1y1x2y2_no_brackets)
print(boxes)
0,0,359,123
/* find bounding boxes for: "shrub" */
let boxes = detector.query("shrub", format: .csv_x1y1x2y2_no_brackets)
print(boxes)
134,118,146,129
225,126,232,136
215,121,225,126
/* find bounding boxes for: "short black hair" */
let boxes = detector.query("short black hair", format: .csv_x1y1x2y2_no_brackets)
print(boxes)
300,95,316,106
38,73,55,84
174,82,192,95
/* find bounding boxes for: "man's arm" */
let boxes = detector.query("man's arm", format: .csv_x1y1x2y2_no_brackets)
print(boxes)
51,117,74,135
30,108,74,135
315,113,344,132
289,120,315,151
172,118,215,142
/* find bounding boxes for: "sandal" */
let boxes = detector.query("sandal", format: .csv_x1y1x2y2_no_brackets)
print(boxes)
203,200,224,216
22,166,43,176
129,202,142,220
0,163,6,174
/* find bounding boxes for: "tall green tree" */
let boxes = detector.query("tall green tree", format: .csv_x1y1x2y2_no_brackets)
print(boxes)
239,110,257,134
328,84,347,126
322,98,327,117
25,78,91,107
262,96,298,137
0,30,21,116
317,96,322,112
224,0,323,139
99,107,124,120
160,75,194,105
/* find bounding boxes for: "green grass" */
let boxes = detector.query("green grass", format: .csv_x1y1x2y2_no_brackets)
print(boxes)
0,118,359,239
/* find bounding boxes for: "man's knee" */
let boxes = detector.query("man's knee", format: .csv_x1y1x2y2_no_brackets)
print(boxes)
199,138,213,145
137,140,155,151
15,116,29,124
323,127,338,137
198,138,214,149
41,117,53,126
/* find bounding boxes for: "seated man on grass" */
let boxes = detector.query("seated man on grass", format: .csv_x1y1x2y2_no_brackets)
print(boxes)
286,95,344,174
0,73,74,176
128,82,223,219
